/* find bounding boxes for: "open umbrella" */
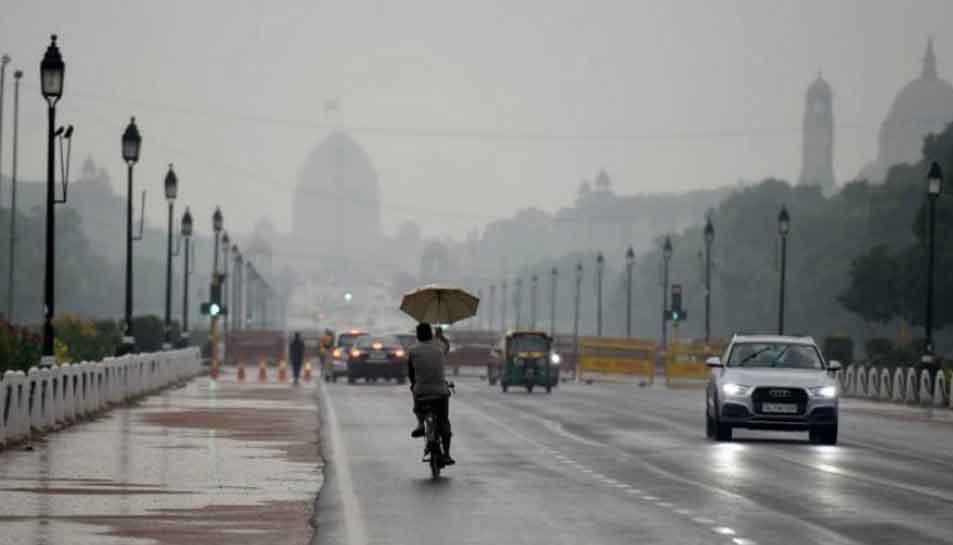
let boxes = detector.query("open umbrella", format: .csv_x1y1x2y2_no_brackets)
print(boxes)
400,285,480,325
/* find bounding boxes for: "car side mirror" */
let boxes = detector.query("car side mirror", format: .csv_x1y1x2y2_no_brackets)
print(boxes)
706,356,723,368
828,360,842,372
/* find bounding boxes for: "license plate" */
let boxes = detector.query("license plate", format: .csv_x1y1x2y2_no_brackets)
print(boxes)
370,351,387,360
761,403,798,414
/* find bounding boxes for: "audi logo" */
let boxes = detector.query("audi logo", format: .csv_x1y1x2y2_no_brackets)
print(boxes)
769,389,791,398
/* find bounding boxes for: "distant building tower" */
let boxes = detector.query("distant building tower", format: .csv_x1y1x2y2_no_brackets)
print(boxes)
798,73,835,192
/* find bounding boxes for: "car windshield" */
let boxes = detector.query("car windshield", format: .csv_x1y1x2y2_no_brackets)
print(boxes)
510,335,549,353
357,336,398,349
394,334,416,348
337,334,366,348
727,342,824,369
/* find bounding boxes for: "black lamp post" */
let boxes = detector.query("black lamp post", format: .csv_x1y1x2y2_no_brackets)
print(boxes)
163,164,177,348
120,116,141,353
573,262,583,378
212,207,223,272
501,280,508,332
550,266,558,338
180,207,193,344
596,252,605,337
514,277,522,329
530,274,538,329
777,205,790,335
625,246,635,338
40,35,64,363
924,161,943,360
489,284,496,332
232,245,241,332
661,236,673,350
221,232,230,359
704,217,715,343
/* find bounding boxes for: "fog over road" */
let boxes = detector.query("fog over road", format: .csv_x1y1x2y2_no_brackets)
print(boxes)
316,377,953,545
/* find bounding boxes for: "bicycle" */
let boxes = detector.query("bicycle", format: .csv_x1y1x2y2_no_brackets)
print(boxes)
418,382,454,478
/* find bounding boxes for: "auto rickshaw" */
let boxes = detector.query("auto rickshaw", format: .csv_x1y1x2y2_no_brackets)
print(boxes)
487,330,557,393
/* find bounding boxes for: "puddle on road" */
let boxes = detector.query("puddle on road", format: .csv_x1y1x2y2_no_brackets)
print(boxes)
0,378,324,545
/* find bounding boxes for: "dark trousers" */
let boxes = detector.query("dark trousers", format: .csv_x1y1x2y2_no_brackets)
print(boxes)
414,395,451,439
291,361,302,381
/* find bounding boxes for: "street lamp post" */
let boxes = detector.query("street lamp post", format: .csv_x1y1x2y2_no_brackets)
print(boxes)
625,246,635,338
596,253,605,337
550,267,558,338
211,208,223,372
704,217,715,343
0,54,9,209
180,208,193,344
515,277,522,329
120,116,141,353
530,274,538,329
573,262,583,380
40,35,64,364
6,69,21,322
778,206,790,335
661,236,673,350
501,281,508,332
489,284,496,332
163,165,178,349
221,232,230,361
212,207,223,272
232,245,241,332
924,161,943,360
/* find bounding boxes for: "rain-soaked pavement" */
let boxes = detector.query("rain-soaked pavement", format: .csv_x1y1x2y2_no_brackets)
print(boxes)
316,376,953,545
0,372,323,545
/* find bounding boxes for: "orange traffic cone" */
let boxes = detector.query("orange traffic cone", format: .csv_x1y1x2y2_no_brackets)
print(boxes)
303,361,313,382
277,360,289,383
258,359,268,382
237,362,246,382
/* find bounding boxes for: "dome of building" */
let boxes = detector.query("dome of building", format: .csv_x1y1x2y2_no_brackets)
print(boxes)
807,74,832,99
292,131,381,255
861,39,953,181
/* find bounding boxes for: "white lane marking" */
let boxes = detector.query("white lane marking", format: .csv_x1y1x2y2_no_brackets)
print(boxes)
641,495,659,501
656,502,674,508
615,484,631,489
713,527,736,536
675,509,695,516
625,488,643,495
693,517,716,525
733,538,758,545
320,383,368,545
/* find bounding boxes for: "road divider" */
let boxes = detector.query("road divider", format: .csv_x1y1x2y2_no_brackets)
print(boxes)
577,337,656,384
837,364,952,410
0,348,201,449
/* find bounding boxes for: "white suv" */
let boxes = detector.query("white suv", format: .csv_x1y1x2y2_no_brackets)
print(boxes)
705,334,841,444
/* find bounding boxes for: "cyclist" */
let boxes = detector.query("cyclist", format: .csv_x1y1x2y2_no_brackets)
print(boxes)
408,322,454,465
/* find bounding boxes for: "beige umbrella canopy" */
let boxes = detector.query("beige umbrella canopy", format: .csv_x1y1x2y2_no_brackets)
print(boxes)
400,285,480,325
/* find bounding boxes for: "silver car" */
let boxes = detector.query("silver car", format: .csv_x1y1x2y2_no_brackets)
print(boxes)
705,334,842,444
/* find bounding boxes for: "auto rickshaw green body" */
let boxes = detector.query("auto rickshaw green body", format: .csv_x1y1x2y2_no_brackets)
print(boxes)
487,330,556,393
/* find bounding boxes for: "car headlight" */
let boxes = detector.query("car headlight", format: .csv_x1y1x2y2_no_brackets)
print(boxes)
722,383,751,397
809,385,838,398
550,353,561,365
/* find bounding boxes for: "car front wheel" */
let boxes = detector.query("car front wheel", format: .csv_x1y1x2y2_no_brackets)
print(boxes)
810,423,838,445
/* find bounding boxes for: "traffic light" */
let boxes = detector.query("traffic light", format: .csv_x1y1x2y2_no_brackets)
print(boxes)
668,284,687,322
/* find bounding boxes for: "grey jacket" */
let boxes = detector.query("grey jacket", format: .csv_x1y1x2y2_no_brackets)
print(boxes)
408,340,450,397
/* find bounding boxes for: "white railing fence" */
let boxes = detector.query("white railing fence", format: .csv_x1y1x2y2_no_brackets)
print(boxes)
837,364,953,409
0,348,201,449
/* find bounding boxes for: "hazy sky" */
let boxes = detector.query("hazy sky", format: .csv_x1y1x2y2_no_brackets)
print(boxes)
2,0,952,241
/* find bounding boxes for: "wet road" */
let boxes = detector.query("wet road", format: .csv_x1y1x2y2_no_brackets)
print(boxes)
315,377,953,545
0,374,323,545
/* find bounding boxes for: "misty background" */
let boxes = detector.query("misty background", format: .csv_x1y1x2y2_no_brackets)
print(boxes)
2,0,953,357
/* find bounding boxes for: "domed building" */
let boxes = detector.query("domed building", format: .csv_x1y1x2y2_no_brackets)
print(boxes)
293,131,382,255
859,39,953,182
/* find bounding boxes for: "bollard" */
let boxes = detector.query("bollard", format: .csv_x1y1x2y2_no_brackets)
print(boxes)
892,368,905,403
866,366,879,400
856,366,868,398
879,368,891,402
237,362,246,382
919,370,933,406
258,360,268,382
932,371,948,408
905,367,918,404
277,360,289,383
303,361,313,382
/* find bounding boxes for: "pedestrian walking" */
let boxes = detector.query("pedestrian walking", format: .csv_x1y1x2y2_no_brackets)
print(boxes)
290,332,304,385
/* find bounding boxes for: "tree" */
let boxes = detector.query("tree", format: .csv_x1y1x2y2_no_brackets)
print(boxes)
838,245,903,325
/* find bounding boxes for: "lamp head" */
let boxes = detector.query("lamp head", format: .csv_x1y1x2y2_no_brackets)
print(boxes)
662,236,673,259
122,117,141,164
704,216,715,244
778,205,791,236
626,246,635,265
164,164,178,201
180,207,193,237
212,207,223,233
928,161,943,196
40,34,64,101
